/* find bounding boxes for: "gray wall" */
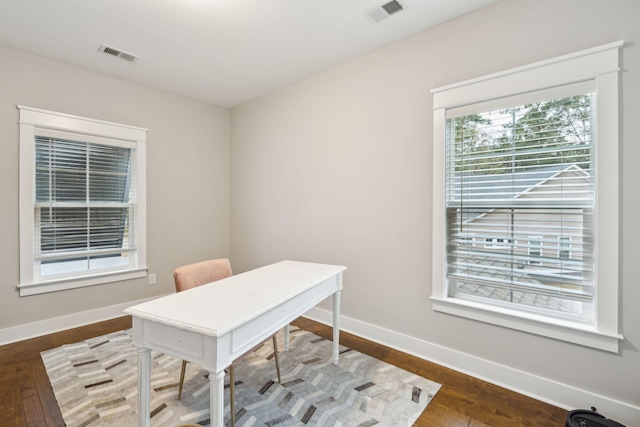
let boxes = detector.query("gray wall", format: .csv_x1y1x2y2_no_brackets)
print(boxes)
0,45,230,328
230,0,639,410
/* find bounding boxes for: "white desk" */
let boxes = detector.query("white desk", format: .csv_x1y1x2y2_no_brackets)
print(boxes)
125,260,346,427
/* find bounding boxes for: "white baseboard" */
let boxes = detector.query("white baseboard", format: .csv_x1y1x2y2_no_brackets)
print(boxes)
302,307,640,427
0,294,168,346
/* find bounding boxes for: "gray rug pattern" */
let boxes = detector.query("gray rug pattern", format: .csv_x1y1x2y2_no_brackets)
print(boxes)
41,328,440,426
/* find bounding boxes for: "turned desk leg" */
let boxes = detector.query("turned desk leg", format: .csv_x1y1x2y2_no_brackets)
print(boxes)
137,347,151,427
209,370,225,427
333,289,341,365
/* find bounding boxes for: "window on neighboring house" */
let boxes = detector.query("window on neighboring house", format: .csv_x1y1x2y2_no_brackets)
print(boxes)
457,233,475,247
431,41,623,352
19,106,147,296
558,236,572,260
528,237,543,265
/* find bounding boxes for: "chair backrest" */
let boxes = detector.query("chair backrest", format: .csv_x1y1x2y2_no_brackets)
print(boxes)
173,258,233,293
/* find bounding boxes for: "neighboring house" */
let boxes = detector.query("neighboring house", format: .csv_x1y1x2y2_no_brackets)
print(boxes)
449,164,591,314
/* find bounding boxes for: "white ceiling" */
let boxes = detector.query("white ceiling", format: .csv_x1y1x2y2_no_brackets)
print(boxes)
0,0,497,108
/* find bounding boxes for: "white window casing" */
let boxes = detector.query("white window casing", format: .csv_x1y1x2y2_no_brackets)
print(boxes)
431,41,623,352
18,106,147,296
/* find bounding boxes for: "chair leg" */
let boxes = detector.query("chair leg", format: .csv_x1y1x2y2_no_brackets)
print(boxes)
178,360,187,400
272,335,281,383
230,365,236,427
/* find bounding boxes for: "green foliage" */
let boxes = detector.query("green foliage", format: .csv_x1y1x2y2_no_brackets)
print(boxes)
450,94,593,174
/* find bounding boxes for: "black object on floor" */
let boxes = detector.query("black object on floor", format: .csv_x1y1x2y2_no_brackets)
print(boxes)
566,407,626,427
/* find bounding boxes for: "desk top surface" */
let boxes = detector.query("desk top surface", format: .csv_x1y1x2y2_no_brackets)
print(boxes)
125,260,345,336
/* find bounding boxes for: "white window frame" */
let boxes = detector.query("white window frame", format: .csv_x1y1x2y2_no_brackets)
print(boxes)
18,106,148,296
431,41,623,352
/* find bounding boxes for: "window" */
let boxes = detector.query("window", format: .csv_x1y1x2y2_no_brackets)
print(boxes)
458,233,475,247
528,237,543,265
431,41,623,352
19,106,147,296
558,237,571,260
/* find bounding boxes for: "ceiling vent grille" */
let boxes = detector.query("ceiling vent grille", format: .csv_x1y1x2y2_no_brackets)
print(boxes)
363,0,406,23
98,44,139,63
382,0,403,15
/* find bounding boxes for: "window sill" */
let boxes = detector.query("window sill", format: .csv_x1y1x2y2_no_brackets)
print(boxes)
430,296,622,353
18,268,147,296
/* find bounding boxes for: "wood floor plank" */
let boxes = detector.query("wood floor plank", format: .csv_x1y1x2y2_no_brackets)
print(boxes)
16,361,38,399
1,417,27,427
20,393,46,426
28,354,65,427
414,400,473,427
0,374,22,425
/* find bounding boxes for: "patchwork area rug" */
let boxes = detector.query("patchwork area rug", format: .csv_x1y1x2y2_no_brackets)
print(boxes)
41,328,440,426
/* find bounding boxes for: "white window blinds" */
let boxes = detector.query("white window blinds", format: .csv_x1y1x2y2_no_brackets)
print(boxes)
444,87,595,322
34,134,137,278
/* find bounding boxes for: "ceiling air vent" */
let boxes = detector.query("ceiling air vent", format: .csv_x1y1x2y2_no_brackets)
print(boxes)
363,0,406,24
98,44,139,63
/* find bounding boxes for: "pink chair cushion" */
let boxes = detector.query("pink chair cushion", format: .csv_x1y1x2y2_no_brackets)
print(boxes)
173,258,233,292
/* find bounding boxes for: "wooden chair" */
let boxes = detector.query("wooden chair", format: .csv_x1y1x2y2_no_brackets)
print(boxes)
173,258,281,427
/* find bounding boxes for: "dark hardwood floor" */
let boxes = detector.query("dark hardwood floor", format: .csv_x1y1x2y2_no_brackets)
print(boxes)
0,315,567,426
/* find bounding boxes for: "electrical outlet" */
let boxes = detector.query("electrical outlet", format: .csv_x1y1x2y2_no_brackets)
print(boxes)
148,273,156,285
